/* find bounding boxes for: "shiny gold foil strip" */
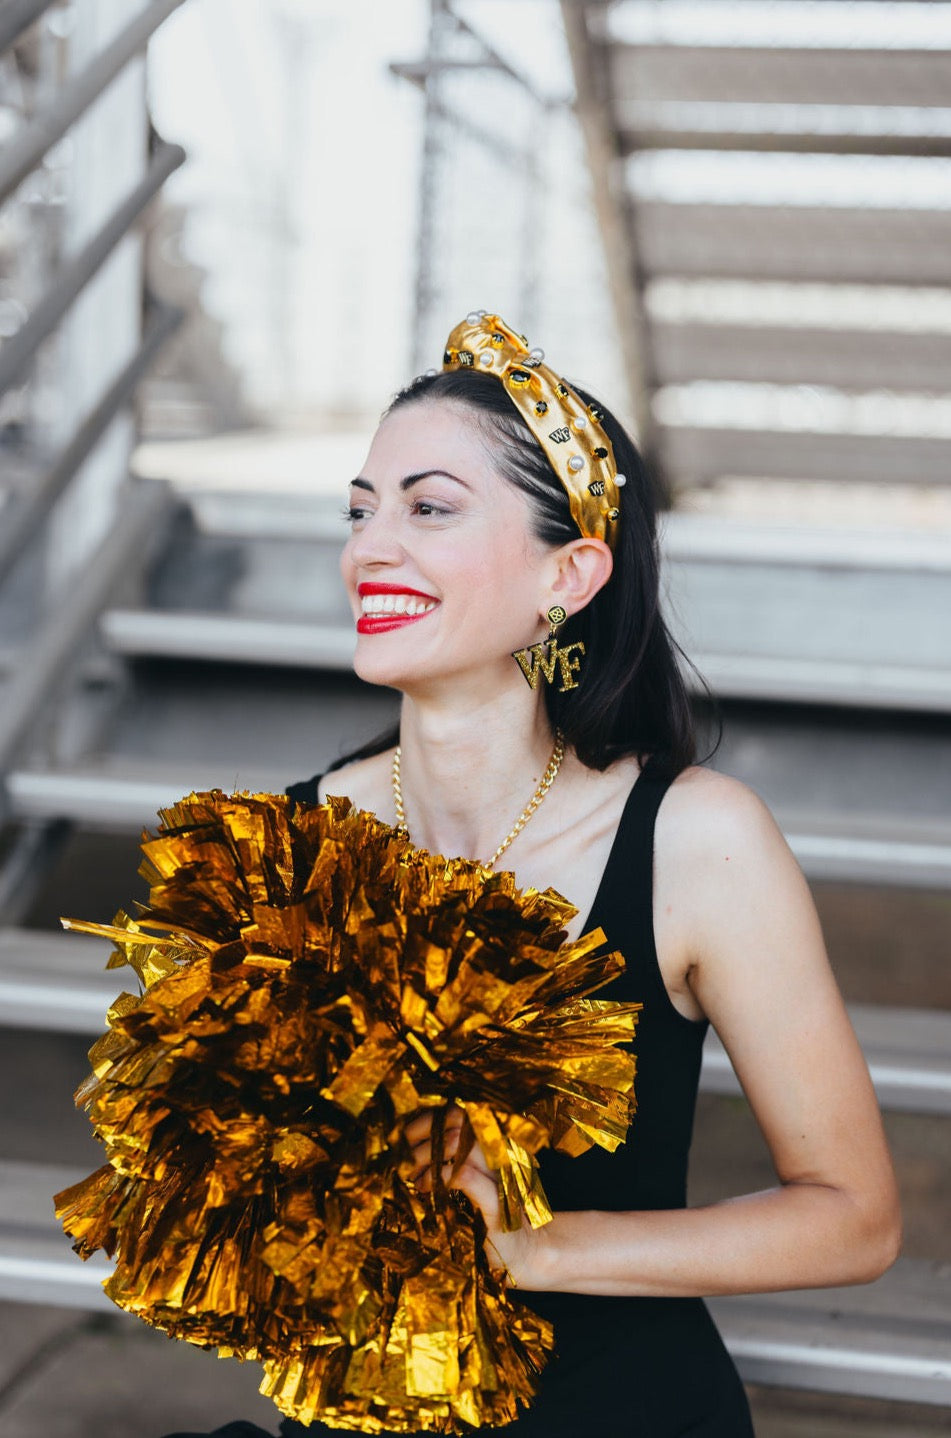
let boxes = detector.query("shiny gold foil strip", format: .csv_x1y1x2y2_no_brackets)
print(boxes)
54,790,640,1431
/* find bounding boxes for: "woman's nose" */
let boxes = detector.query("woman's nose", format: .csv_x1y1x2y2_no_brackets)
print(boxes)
347,509,404,568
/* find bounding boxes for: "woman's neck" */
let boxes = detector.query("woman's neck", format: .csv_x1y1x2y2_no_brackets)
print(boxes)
396,688,557,864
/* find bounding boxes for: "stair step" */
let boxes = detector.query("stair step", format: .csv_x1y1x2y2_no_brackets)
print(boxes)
7,758,951,888
102,609,356,669
99,498,951,712
0,1160,113,1310
99,606,951,713
693,653,951,713
3,929,948,1117
5,760,289,828
605,37,951,115
777,814,951,890
708,1257,951,1407
0,1157,948,1404
0,929,122,1033
701,1004,951,1117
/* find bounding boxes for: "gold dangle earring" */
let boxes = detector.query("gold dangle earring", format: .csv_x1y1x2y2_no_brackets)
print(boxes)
512,605,585,693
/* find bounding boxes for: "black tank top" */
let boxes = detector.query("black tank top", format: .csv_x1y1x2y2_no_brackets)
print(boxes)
273,760,755,1438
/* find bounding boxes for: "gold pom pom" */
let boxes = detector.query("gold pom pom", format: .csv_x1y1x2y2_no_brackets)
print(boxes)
55,791,640,1431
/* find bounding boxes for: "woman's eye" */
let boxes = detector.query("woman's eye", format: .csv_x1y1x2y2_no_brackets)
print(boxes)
412,500,450,518
342,499,453,525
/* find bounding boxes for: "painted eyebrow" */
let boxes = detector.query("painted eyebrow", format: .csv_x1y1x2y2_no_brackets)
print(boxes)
349,470,472,494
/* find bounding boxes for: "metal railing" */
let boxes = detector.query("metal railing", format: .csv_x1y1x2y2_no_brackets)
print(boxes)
0,142,184,399
0,0,186,201
0,0,53,56
0,477,175,784
0,0,189,776
0,300,182,580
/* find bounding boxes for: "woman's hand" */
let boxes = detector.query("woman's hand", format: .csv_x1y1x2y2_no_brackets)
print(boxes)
403,1106,543,1288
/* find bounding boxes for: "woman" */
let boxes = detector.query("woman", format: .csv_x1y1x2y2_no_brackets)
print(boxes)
172,313,900,1437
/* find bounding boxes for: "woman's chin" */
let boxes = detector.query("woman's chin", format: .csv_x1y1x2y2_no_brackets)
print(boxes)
352,643,423,690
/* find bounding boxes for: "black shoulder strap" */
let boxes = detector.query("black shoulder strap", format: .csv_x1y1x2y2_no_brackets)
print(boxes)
591,755,676,946
627,755,676,898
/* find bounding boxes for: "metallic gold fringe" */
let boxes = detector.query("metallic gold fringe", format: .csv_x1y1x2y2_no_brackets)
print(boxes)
54,791,640,1431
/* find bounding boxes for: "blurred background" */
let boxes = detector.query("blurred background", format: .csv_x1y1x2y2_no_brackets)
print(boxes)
0,1,950,1434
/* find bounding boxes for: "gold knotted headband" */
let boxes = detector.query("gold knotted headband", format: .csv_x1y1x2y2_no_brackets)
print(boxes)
442,311,624,550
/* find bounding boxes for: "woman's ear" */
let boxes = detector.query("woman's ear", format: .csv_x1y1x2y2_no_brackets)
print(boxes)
547,538,613,615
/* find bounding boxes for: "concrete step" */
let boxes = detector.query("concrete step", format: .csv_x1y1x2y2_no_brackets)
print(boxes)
3,929,949,1117
102,608,356,670
0,929,122,1034
98,606,951,714
701,1003,951,1118
629,196,951,290
100,499,951,712
0,1160,113,1311
7,754,951,888
1,1157,948,1406
659,516,951,708
183,489,951,573
708,1257,951,1407
604,37,951,115
5,759,290,829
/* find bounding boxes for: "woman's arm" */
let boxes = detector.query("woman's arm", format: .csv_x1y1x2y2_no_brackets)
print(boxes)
417,773,902,1297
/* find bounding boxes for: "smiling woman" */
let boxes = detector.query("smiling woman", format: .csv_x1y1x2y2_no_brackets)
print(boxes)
164,314,900,1438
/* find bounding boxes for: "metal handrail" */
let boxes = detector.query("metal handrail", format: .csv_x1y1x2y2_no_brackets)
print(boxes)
0,301,183,581
0,0,52,56
0,479,174,780
0,141,184,398
0,0,186,205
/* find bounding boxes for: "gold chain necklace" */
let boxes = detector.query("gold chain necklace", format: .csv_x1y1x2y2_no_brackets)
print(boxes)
391,731,566,869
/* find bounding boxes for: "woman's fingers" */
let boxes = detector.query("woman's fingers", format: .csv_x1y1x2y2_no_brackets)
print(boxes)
402,1111,433,1145
402,1103,504,1237
407,1134,472,1182
402,1106,495,1190
403,1107,465,1146
452,1162,502,1224
403,1107,465,1166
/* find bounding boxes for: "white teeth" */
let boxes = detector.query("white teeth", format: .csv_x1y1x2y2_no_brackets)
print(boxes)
360,593,438,617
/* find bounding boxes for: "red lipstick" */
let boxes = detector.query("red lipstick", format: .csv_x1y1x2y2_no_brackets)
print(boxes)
355,581,440,635
358,582,437,599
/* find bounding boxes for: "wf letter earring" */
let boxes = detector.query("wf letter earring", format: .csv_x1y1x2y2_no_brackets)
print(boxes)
512,605,586,692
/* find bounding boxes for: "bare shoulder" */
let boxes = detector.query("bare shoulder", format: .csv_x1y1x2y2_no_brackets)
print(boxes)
658,764,779,850
654,764,799,906
654,763,818,982
317,748,394,815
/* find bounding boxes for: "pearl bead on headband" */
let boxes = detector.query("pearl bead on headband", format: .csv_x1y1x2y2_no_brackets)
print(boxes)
442,311,625,549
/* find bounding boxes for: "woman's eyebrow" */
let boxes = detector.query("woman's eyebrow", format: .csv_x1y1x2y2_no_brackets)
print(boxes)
349,470,472,494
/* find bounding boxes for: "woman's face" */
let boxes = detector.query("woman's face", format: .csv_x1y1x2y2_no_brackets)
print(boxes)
340,400,551,695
